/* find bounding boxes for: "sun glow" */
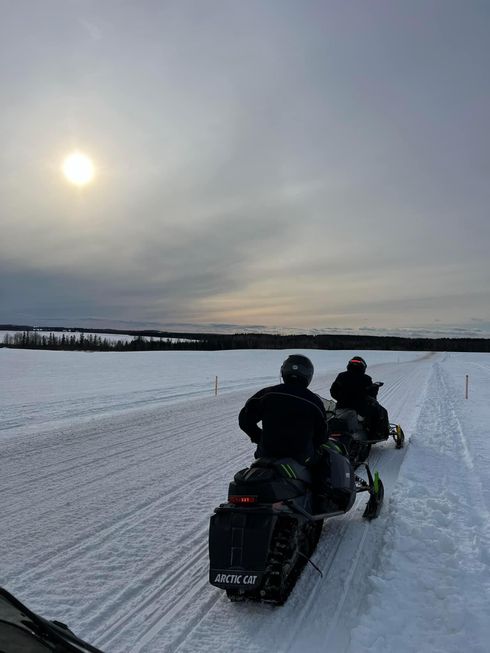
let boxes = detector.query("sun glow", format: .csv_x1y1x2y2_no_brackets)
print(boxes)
62,151,95,186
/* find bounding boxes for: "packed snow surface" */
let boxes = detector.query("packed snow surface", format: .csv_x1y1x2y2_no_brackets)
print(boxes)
1,348,489,652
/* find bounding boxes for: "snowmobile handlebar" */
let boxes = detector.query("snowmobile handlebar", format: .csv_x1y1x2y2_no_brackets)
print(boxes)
368,381,384,398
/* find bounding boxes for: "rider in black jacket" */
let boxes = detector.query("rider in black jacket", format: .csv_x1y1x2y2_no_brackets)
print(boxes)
330,356,373,412
330,356,389,438
239,355,338,510
239,355,328,462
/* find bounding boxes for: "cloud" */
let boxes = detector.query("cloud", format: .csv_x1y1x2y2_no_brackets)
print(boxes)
1,1,490,329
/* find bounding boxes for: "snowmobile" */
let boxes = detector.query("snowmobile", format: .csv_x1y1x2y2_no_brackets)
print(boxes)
208,448,384,606
0,586,104,652
324,382,405,468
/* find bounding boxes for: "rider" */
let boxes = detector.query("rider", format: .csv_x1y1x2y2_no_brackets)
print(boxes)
329,356,389,438
238,354,334,506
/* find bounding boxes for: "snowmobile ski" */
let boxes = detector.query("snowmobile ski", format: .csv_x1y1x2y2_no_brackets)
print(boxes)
389,423,405,449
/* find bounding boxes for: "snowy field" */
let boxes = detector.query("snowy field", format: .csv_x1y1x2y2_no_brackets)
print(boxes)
1,348,489,652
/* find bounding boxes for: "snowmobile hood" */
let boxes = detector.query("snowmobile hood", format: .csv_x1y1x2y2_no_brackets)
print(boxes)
0,587,104,652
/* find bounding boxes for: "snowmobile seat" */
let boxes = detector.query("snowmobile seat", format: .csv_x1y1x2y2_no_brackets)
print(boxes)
321,397,337,420
229,458,312,503
334,408,364,430
251,457,312,484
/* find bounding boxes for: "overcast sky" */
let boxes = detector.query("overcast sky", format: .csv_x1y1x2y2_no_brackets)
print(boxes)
1,0,489,334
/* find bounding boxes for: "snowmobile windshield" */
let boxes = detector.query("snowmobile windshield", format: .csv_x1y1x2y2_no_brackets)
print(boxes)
0,592,54,652
0,588,104,653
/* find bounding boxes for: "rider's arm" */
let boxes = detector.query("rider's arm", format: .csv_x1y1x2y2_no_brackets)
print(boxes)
310,393,330,449
362,374,374,396
330,375,342,400
238,395,263,444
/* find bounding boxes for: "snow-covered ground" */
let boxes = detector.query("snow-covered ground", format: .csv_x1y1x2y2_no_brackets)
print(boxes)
1,348,489,652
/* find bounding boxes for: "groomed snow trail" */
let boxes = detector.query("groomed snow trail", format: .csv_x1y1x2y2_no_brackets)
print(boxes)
5,350,489,652
1,350,434,653
156,356,434,653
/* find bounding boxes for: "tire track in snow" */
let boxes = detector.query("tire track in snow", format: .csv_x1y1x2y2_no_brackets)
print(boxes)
92,537,212,651
435,364,490,528
2,404,237,491
2,395,243,534
6,443,248,589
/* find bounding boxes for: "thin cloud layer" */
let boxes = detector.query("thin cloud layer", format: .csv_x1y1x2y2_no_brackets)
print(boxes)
1,1,489,332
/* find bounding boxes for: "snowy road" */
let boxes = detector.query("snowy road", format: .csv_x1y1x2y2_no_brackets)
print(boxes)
1,349,489,652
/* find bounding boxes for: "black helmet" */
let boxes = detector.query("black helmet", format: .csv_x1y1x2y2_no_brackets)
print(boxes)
280,355,314,387
347,356,367,373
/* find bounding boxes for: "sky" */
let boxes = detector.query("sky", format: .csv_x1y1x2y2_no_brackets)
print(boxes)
1,0,489,336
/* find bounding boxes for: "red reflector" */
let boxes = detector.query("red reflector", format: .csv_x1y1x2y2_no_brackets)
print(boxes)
330,432,342,437
229,495,257,505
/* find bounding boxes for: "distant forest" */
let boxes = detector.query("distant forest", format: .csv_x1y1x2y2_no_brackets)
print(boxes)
1,325,490,352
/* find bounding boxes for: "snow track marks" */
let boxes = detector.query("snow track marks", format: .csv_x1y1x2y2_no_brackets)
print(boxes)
3,355,436,653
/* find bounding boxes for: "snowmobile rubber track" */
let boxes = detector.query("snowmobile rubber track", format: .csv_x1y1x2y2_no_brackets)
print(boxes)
226,515,323,606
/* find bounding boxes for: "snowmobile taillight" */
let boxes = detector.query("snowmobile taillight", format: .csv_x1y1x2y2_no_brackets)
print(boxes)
229,495,258,505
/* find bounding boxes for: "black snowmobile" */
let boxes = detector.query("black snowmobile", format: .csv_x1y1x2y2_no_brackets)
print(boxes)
0,586,104,652
324,382,405,467
209,447,384,605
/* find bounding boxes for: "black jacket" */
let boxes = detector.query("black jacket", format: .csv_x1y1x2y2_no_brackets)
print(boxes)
330,370,373,412
238,382,328,462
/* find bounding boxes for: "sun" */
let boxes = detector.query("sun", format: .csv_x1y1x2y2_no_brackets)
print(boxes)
62,151,95,186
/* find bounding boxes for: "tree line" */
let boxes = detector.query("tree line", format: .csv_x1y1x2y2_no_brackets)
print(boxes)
1,331,186,351
2,329,490,352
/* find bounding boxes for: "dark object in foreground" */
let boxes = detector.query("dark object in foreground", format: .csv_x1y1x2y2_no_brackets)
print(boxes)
208,455,383,605
0,587,104,653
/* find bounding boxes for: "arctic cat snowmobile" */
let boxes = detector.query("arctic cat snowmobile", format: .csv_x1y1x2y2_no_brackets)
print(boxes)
209,449,384,606
0,586,104,652
324,382,405,468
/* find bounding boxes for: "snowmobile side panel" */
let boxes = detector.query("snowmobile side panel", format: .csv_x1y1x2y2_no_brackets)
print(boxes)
328,448,356,510
329,449,355,494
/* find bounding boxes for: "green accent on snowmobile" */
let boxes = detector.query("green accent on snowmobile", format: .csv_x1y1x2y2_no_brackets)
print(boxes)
280,464,294,479
374,471,380,495
321,441,342,454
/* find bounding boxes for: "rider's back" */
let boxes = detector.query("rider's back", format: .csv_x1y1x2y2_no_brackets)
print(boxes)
330,369,373,412
238,382,326,462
